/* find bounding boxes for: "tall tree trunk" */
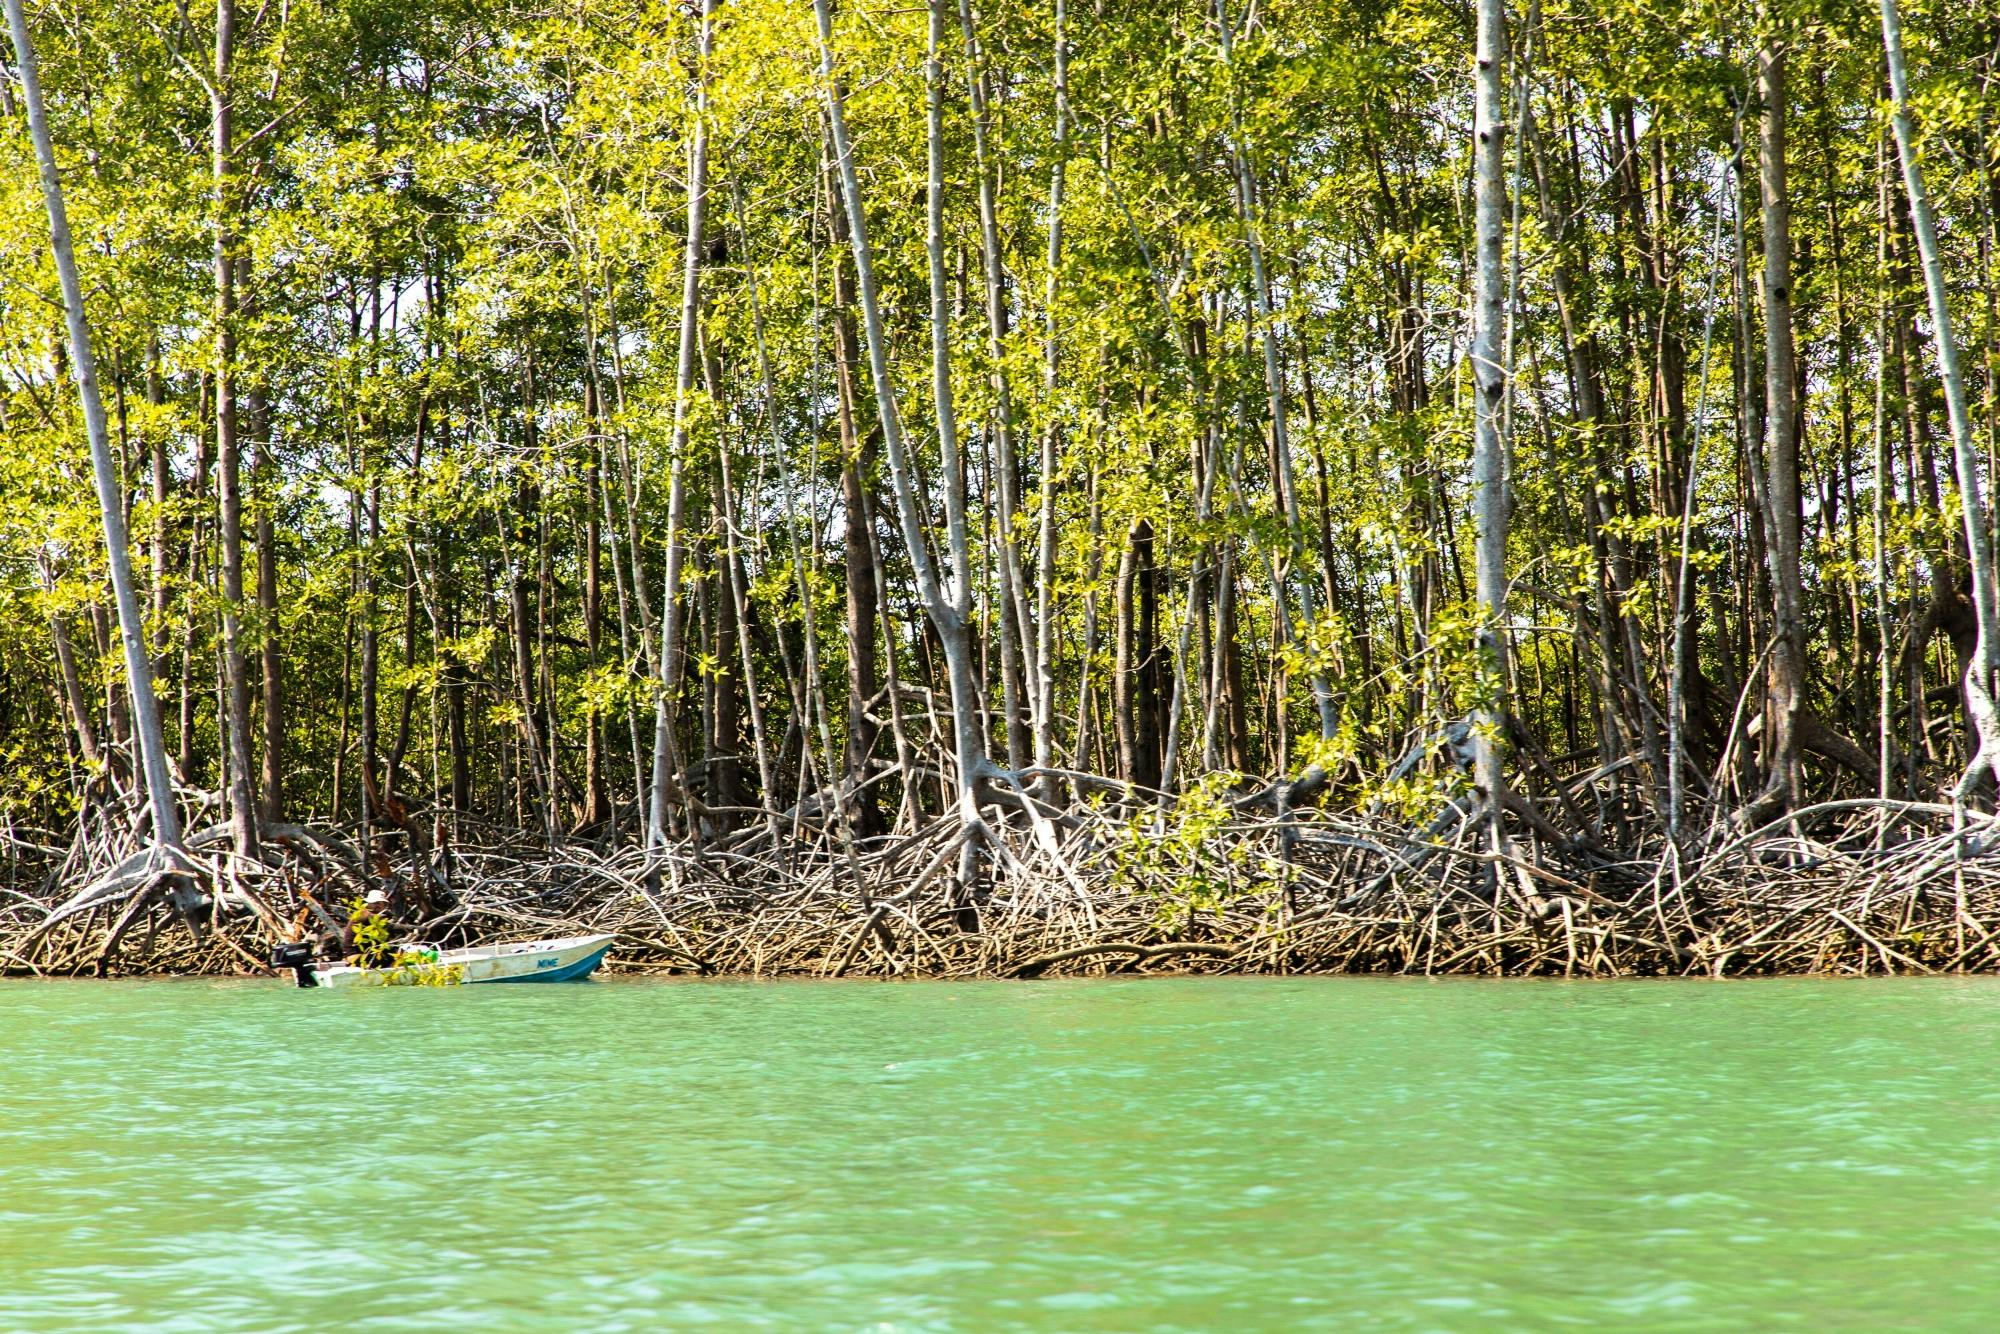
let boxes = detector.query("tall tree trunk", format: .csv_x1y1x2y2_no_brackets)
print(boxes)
581,417,611,828
1114,519,1141,787
6,0,190,893
1873,133,1897,800
506,471,552,829
359,483,380,819
1113,519,1161,791
1218,561,1251,773
212,0,259,859
710,511,743,827
817,0,990,882
1470,0,1512,835
1138,520,1164,789
251,359,282,823
1882,0,2000,795
179,430,207,783
1033,0,1068,779
827,170,884,835
958,0,1036,772
920,0,992,893
147,339,170,687
597,423,649,822
446,612,471,814
646,0,713,846
1755,22,1806,812
1073,454,1103,771
715,416,779,838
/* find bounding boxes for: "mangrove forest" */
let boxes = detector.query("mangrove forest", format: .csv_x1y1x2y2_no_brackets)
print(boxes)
3,0,2000,977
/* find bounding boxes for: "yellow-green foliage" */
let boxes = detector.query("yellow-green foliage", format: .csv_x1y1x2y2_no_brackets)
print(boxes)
358,952,466,988
345,898,463,986
1,0,1986,846
1112,775,1260,930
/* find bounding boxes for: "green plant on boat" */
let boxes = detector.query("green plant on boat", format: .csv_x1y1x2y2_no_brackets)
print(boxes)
346,899,464,986
361,950,465,987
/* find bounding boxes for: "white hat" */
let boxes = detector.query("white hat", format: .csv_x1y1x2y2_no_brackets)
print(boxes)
364,889,390,906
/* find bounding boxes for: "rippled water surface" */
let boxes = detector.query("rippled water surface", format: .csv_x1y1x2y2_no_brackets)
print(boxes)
6,976,2000,1330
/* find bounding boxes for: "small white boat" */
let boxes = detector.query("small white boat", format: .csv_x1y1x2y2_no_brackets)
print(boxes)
275,934,617,988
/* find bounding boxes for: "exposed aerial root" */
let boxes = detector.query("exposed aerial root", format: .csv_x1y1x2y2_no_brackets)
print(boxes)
8,773,2000,981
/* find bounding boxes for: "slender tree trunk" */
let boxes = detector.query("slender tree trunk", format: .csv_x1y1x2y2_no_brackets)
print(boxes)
581,405,611,828
1731,122,1772,801
1033,0,1068,780
817,0,990,873
1882,0,2000,795
1138,521,1163,789
505,476,552,830
1469,0,1512,835
1219,562,1250,772
358,476,380,825
709,516,743,827
6,0,189,888
647,0,713,847
1667,147,1733,841
1114,519,1142,788
1873,132,1896,803
147,340,170,685
87,602,129,761
920,0,993,894
598,436,645,824
1074,455,1103,769
716,421,779,837
252,374,283,823
212,0,259,859
446,617,471,814
41,568,104,776
388,551,419,796
1161,414,1230,792
958,0,1036,772
826,169,884,834
1756,23,1806,812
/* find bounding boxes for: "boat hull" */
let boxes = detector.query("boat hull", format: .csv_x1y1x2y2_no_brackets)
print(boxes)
476,949,609,983
308,934,616,988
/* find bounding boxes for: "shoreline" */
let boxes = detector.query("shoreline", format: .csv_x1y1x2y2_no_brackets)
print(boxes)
9,796,1997,984
17,954,2000,983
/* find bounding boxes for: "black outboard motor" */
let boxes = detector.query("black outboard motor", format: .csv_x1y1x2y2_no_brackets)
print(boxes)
270,941,319,988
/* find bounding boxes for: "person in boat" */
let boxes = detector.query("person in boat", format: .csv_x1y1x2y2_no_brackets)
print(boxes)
342,888,396,968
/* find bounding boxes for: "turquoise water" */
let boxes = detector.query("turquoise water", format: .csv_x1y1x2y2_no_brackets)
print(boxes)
4,975,2000,1330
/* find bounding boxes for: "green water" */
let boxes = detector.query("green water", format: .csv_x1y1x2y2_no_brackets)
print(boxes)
5,978,2000,1331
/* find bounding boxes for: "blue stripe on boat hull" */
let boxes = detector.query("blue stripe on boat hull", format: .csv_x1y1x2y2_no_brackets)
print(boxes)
478,945,611,983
